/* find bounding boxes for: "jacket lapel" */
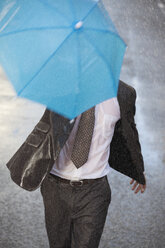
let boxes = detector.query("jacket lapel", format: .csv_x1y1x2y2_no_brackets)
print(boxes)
50,111,76,160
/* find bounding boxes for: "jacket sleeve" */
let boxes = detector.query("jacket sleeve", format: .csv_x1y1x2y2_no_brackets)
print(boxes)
109,83,146,185
126,89,144,172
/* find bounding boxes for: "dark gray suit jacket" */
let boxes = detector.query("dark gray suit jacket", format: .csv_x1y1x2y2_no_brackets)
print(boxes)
6,80,146,191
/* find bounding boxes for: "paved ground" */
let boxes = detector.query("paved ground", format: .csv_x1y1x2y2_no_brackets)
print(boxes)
0,0,165,247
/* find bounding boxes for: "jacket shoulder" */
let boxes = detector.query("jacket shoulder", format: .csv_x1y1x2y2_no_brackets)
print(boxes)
118,80,137,117
118,80,136,99
39,108,51,124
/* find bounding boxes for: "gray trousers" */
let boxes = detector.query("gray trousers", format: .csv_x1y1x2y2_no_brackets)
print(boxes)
40,174,111,248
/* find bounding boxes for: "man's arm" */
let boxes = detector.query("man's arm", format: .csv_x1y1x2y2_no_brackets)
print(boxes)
109,81,146,186
126,87,147,193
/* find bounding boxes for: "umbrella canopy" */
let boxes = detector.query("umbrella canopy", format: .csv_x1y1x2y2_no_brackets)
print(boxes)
0,0,126,119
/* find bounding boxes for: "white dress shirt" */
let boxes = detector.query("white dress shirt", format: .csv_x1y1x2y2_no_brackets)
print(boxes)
50,97,120,180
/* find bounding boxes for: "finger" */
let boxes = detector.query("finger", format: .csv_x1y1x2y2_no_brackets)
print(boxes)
130,179,134,185
134,185,141,194
140,184,146,193
132,181,138,190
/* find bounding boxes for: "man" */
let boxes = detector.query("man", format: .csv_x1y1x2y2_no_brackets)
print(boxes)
7,80,146,248
39,80,146,247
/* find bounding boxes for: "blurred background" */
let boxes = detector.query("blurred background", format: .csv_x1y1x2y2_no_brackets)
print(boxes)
0,0,165,247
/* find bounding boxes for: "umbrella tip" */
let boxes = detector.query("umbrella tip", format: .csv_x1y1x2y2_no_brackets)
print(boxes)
74,21,83,30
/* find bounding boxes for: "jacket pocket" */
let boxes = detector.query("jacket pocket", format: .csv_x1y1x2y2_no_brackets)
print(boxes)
25,122,50,148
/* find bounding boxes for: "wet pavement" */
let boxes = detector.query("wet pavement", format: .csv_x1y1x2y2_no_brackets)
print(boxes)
0,0,165,247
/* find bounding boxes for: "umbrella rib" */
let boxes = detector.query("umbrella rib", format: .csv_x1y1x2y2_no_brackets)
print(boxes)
82,1,99,22
82,32,116,91
0,26,71,38
81,2,125,45
17,30,74,96
38,0,71,24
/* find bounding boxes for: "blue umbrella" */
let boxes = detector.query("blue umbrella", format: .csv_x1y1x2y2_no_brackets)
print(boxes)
0,0,126,119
